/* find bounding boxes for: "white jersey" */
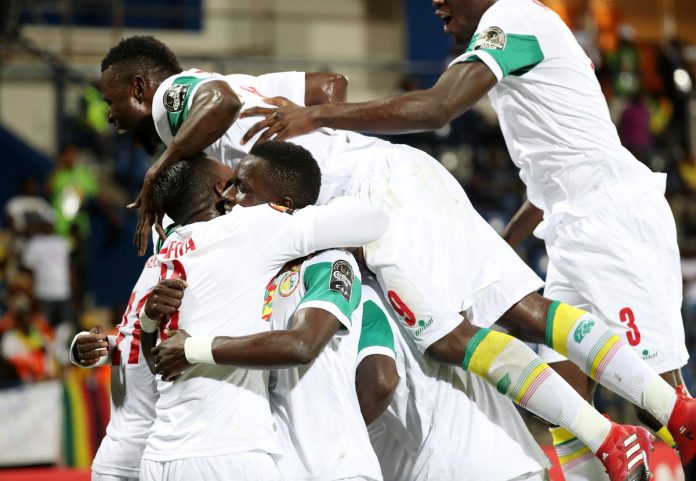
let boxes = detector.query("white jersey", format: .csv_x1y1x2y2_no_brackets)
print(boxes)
91,256,160,477
143,201,382,461
265,250,382,481
152,69,394,204
359,282,550,481
448,0,661,238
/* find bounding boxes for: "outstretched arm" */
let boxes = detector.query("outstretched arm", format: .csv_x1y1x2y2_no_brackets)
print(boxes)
241,61,496,143
356,354,399,425
152,308,341,381
304,72,348,105
132,80,243,255
501,198,544,247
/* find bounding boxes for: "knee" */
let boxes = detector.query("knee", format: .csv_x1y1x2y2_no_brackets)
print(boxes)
425,320,478,365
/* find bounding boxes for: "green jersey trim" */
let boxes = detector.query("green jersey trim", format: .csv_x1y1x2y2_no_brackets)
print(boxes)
358,300,395,355
298,261,361,327
164,76,207,136
464,32,544,78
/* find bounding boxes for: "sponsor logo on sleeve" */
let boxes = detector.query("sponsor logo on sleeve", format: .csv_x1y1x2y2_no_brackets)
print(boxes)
329,260,353,301
163,83,191,112
474,26,506,50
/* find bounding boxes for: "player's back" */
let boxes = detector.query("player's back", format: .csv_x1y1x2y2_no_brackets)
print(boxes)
267,250,382,481
362,282,549,481
453,0,658,236
152,69,419,204
92,256,159,478
144,203,332,462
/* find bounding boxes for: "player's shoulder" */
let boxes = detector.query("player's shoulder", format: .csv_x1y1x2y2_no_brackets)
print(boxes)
303,249,361,280
478,0,544,29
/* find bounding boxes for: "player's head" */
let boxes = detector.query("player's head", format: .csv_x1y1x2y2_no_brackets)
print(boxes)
152,155,234,226
100,36,182,145
222,140,321,210
432,0,495,44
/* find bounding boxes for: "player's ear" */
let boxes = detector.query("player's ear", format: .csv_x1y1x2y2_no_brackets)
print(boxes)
280,196,294,209
133,75,146,103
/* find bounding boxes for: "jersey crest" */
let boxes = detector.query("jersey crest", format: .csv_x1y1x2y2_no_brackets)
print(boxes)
163,83,190,112
475,26,506,50
278,271,300,297
329,260,354,301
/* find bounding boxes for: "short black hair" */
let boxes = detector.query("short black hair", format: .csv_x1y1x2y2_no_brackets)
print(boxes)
152,154,214,225
250,141,321,208
101,35,182,83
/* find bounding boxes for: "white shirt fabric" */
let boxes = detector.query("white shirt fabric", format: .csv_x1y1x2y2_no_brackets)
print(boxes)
143,200,387,462
91,256,160,477
448,0,661,239
266,250,382,481
22,234,71,301
152,69,397,205
360,282,550,481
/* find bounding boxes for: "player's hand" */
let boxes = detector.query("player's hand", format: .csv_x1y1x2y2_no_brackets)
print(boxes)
240,97,320,145
130,168,167,256
152,329,191,381
144,279,188,320
75,326,109,367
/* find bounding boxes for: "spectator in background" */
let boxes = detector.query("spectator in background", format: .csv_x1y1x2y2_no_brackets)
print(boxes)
0,283,57,383
607,24,642,98
21,218,73,330
5,176,54,236
618,92,653,164
49,144,98,239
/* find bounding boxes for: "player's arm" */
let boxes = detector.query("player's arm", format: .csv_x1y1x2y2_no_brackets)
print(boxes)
139,278,188,374
501,198,544,247
133,80,243,255
241,61,497,143
153,257,361,381
154,309,342,381
355,298,399,425
69,326,113,367
304,72,348,105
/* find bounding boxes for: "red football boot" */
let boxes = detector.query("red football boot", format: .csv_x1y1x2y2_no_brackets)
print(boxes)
667,385,696,465
596,422,652,481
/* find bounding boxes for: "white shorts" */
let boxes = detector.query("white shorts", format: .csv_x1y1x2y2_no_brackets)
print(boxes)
538,189,688,373
354,144,542,352
92,474,138,481
140,452,281,481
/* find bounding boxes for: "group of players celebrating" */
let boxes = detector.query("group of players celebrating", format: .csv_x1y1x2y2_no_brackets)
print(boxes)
71,1,695,480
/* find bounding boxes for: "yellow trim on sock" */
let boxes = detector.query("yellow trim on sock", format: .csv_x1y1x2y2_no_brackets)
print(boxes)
558,446,592,466
514,362,550,404
656,426,677,448
551,303,585,356
589,335,621,379
467,330,515,377
550,427,577,446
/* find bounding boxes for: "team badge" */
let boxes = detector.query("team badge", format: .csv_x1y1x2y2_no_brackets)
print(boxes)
163,83,190,112
329,260,353,301
278,271,300,297
474,26,506,51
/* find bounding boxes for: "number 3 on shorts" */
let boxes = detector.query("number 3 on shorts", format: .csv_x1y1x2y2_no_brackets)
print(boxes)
619,307,641,346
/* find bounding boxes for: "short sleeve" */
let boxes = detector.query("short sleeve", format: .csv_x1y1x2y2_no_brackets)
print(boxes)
448,4,544,80
254,72,306,106
297,255,362,330
21,240,38,269
357,300,396,365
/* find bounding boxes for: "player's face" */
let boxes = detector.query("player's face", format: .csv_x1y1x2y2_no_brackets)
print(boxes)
221,155,278,211
99,67,151,134
433,0,491,44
